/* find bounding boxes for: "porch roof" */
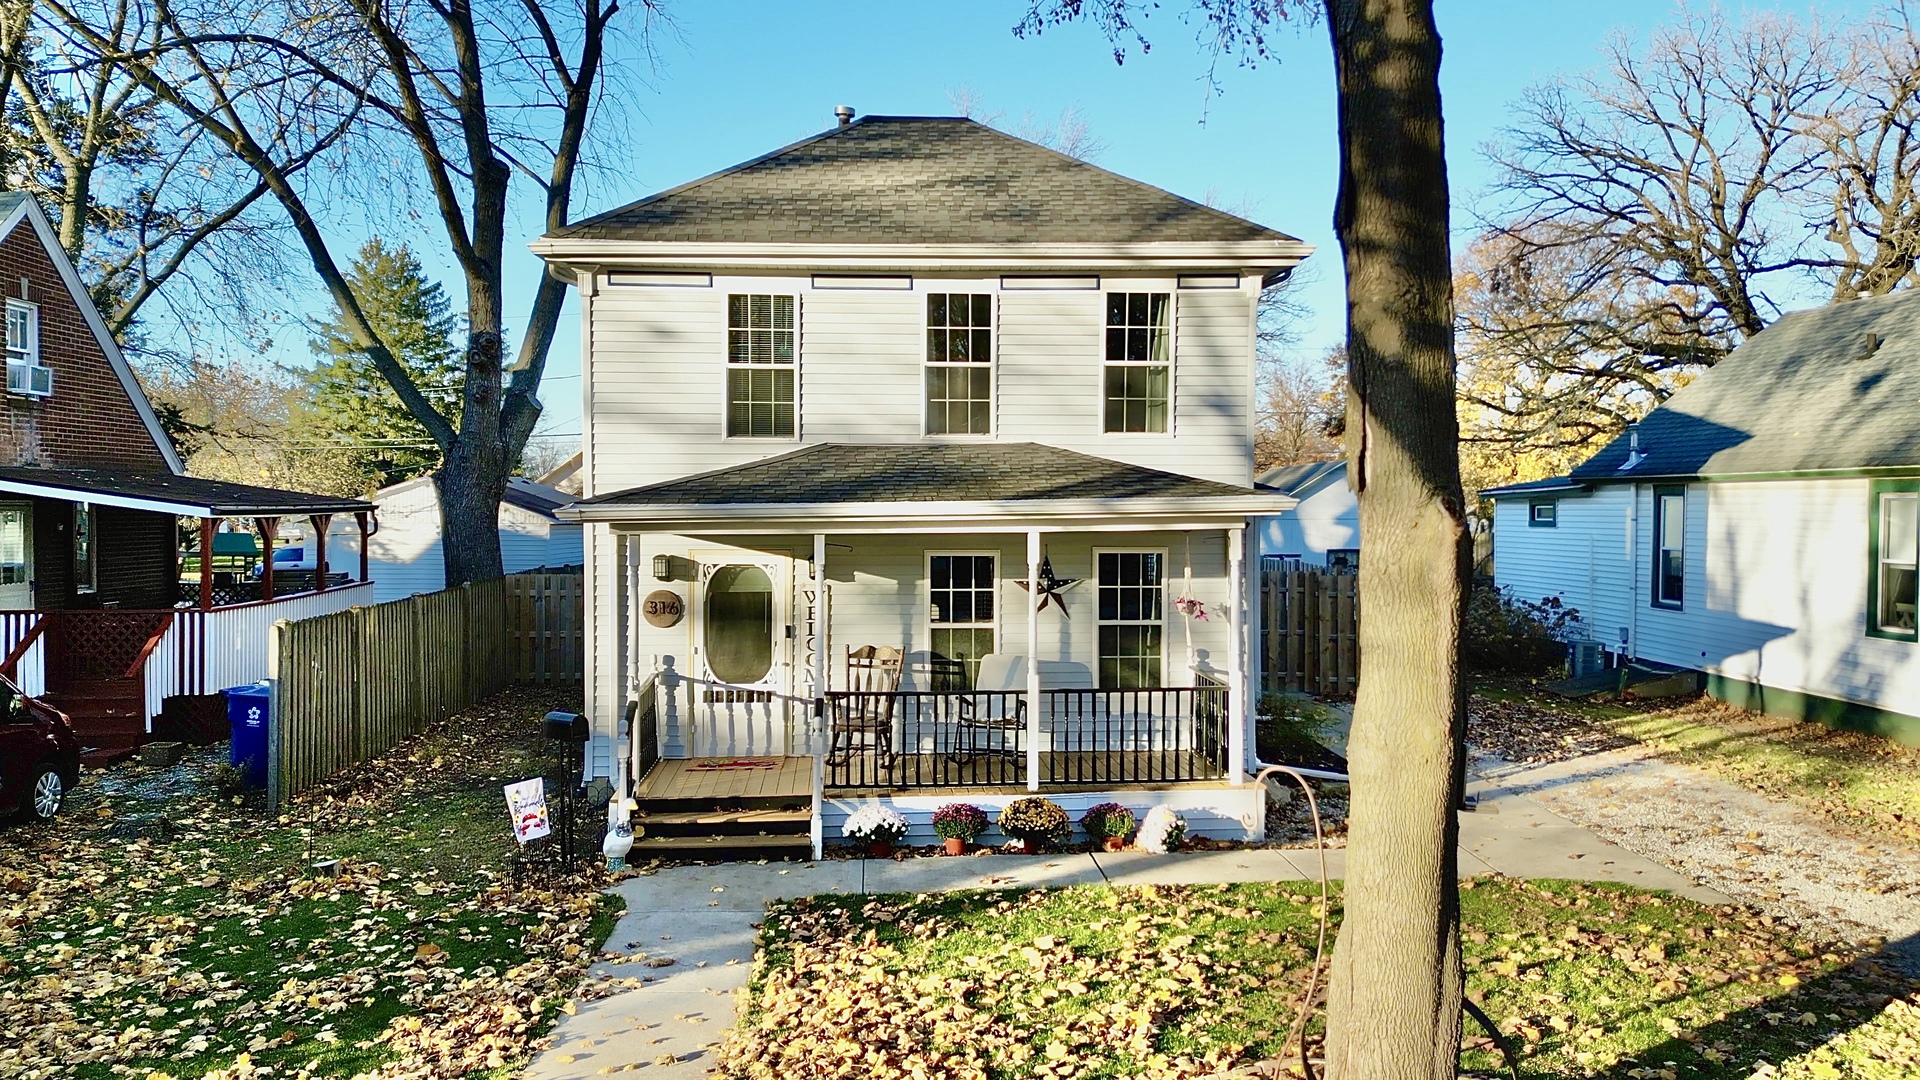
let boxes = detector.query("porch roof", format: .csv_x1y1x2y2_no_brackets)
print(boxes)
562,443,1291,528
0,467,374,518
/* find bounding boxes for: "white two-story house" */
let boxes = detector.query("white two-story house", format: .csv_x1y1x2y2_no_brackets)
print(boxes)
534,113,1312,854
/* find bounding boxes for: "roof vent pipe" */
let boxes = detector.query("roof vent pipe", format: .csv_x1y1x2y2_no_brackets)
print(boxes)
834,105,855,127
1617,423,1646,472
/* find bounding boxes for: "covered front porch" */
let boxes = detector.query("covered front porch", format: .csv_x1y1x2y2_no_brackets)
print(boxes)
568,443,1293,851
0,466,375,755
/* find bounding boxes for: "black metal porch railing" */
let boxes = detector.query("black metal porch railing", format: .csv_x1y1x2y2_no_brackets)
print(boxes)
822,684,1234,791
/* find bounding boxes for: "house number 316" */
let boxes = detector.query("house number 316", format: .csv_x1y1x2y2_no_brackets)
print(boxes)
642,590,685,628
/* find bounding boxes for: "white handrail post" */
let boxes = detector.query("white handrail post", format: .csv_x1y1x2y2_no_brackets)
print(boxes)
1228,525,1248,785
1026,529,1042,793
659,654,682,758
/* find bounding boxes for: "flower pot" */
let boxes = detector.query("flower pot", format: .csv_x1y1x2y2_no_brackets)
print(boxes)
943,837,967,856
1103,836,1126,852
867,840,894,858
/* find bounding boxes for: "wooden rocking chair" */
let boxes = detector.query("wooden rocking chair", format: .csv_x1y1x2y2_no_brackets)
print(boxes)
826,645,905,768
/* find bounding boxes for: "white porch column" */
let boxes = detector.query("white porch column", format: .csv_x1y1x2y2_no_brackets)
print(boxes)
1228,525,1248,785
1026,529,1042,792
813,533,829,752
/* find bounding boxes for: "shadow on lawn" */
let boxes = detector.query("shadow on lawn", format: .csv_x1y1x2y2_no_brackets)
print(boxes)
1581,932,1919,1080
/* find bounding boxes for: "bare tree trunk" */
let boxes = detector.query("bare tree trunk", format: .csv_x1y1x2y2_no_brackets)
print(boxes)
1320,1,1470,1077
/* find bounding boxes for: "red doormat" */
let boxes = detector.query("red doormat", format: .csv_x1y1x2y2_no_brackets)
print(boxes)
685,759,782,771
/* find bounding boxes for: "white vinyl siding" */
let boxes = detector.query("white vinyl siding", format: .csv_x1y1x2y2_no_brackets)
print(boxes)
1491,485,1634,649
585,274,1257,495
1500,477,1920,724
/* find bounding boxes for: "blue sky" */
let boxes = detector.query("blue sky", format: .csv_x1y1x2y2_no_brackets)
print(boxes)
322,0,1878,450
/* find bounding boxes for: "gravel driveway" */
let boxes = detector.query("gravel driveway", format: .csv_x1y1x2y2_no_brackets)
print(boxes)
1474,739,1920,969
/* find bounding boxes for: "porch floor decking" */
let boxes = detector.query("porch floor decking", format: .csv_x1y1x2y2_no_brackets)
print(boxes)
827,749,1229,795
634,756,813,803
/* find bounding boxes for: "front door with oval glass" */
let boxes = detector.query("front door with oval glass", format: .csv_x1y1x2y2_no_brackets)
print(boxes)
689,554,791,756
0,504,31,610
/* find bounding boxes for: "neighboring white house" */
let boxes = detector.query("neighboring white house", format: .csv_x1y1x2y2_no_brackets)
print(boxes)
1486,289,1920,747
533,111,1314,849
360,475,583,601
1254,459,1357,570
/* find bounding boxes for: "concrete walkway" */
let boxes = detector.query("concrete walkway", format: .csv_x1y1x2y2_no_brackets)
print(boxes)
522,774,1723,1080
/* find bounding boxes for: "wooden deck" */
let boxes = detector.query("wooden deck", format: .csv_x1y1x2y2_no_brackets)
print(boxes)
633,756,813,803
826,749,1228,795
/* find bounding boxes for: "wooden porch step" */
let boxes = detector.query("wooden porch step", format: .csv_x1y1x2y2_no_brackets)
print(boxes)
630,833,813,861
636,808,812,838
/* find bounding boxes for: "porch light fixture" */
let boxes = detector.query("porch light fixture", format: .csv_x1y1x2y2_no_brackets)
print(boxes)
652,554,694,581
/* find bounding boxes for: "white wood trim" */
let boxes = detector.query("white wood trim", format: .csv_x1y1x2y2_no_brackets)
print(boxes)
578,269,597,498
531,237,1317,268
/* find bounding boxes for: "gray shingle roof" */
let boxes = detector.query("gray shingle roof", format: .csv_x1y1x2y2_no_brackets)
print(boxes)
1570,289,1920,481
0,466,373,515
551,116,1299,246
1255,459,1344,496
577,443,1261,507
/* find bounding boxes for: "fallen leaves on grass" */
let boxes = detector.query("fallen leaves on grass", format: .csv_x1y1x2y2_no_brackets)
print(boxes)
717,878,1920,1080
0,688,617,1080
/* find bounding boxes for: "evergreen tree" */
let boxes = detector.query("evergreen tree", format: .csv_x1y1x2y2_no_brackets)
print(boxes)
307,239,462,489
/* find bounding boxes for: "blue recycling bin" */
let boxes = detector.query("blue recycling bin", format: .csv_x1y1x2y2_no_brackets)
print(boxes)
223,682,271,789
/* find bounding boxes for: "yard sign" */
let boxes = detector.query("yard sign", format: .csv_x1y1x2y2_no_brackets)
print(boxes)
504,778,551,843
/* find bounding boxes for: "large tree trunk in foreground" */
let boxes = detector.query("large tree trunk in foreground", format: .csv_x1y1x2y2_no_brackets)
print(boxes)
1321,1,1471,1078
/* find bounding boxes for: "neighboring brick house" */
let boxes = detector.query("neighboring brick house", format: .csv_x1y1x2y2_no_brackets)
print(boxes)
0,192,372,757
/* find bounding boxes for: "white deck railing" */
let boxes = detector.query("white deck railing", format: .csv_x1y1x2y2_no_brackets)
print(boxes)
4,582,375,730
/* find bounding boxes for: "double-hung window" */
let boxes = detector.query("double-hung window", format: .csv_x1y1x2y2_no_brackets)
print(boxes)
1871,480,1920,639
5,300,49,398
725,294,796,438
1103,292,1170,433
929,554,996,688
926,293,992,435
1097,551,1164,689
1652,488,1685,609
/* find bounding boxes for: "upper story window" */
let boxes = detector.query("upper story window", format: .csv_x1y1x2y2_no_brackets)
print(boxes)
1652,488,1684,609
5,300,50,398
725,294,796,438
925,293,992,435
1529,500,1557,527
1871,480,1919,639
1104,292,1170,433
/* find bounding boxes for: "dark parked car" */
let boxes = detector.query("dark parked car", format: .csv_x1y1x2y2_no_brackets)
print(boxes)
0,674,79,822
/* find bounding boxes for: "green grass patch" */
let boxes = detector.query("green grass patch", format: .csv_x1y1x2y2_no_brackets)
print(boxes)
0,687,619,1080
720,878,1919,1080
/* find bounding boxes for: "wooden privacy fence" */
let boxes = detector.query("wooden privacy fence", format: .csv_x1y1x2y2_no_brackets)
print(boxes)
506,573,584,684
1260,565,1360,696
267,579,509,808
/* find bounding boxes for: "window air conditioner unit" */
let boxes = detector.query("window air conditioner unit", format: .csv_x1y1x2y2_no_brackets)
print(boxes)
6,361,51,397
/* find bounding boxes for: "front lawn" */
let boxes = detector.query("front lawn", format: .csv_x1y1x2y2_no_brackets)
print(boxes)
720,878,1920,1080
0,688,619,1080
1473,683,1920,847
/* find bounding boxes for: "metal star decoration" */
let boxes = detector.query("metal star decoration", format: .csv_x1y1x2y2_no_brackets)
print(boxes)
1015,555,1083,617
